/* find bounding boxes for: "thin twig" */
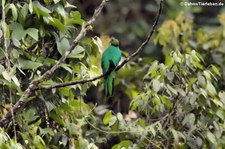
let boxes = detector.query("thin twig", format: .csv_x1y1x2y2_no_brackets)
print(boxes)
38,0,163,90
116,0,163,71
0,0,108,128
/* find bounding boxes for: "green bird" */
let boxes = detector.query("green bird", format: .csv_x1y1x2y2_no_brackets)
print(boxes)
101,38,122,96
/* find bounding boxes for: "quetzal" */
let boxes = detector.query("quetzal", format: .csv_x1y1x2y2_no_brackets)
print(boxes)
101,38,121,96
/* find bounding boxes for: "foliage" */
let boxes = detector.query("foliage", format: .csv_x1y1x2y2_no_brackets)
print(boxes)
1,0,225,148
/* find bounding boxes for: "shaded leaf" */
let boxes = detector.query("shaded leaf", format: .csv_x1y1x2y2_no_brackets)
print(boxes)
26,28,39,41
18,58,43,69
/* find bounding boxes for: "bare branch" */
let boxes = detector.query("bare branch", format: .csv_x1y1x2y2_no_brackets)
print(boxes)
40,74,104,90
116,0,163,71
38,0,164,90
0,0,108,128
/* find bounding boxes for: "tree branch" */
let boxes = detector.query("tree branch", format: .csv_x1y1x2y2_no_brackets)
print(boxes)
38,0,163,90
0,0,109,128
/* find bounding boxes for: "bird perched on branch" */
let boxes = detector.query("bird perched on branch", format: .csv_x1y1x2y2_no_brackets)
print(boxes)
101,38,121,96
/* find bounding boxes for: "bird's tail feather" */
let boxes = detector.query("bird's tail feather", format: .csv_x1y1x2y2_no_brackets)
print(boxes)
104,71,115,96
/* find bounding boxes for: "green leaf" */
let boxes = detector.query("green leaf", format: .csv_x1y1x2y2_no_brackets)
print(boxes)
171,128,179,143
194,61,203,70
11,49,20,59
67,11,83,25
206,81,216,96
2,0,6,5
65,2,77,8
166,84,177,95
2,70,11,81
56,4,67,19
112,140,133,149
212,97,223,107
117,113,123,121
103,111,113,125
69,45,85,58
12,75,20,87
33,1,51,18
57,38,69,55
198,75,205,87
219,91,225,105
166,72,174,81
152,79,160,92
39,128,54,136
173,52,181,63
57,38,85,58
19,3,29,23
10,22,25,40
0,64,5,74
6,4,18,21
66,123,78,135
53,0,60,3
60,63,72,74
203,70,211,80
216,109,224,120
206,131,216,144
73,45,85,55
44,0,52,5
18,58,43,69
33,135,46,149
23,108,39,123
29,0,33,13
0,48,5,60
211,64,221,77
195,51,205,62
109,116,117,127
26,28,39,41
48,17,66,33
5,23,10,38
148,126,156,136
50,112,64,125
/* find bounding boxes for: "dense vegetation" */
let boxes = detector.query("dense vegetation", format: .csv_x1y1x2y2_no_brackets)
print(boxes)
0,0,225,148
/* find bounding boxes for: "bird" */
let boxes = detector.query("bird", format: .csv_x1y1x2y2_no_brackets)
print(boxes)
101,38,122,96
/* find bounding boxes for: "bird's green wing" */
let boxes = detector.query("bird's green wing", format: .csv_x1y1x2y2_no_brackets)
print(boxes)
101,40,121,96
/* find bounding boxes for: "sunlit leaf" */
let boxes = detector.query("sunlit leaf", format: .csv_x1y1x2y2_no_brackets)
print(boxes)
103,111,113,125
26,28,39,41
109,116,117,127
33,1,51,18
60,63,72,74
33,135,46,149
6,4,18,21
211,64,221,77
206,131,216,144
12,75,20,87
2,70,11,81
206,81,216,96
152,79,160,92
48,17,66,33
112,140,133,149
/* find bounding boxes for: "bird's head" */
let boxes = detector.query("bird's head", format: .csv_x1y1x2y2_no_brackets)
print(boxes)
111,38,119,46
